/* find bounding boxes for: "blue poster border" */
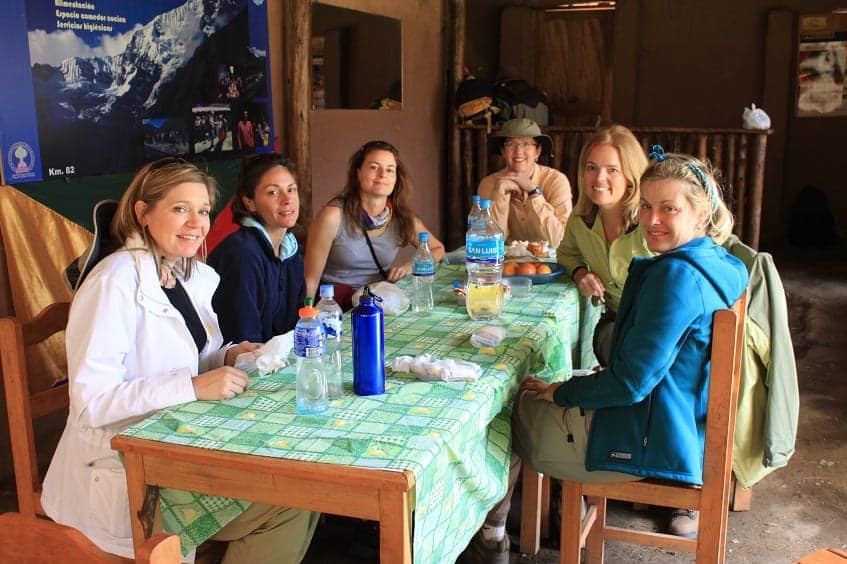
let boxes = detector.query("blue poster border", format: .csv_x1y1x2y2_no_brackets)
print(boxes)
0,0,43,184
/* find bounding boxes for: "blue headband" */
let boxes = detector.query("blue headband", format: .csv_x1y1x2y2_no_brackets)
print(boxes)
648,144,719,212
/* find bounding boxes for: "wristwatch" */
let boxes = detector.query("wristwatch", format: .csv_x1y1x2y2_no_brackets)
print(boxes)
528,186,543,198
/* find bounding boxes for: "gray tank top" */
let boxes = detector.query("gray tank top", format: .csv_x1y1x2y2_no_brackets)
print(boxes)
321,205,403,288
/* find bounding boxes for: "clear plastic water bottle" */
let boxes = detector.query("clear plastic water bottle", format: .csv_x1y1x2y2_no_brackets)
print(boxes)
294,297,328,414
467,194,482,229
316,284,344,399
412,232,436,314
351,287,385,396
465,198,505,320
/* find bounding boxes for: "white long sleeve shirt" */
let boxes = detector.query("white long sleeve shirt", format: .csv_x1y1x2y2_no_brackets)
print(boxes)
42,238,228,558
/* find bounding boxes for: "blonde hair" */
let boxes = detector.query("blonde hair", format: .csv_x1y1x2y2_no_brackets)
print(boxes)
112,158,219,279
640,153,734,244
572,125,648,231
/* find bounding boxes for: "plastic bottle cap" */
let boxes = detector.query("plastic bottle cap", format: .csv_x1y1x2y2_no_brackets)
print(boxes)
299,305,318,317
472,195,480,203
319,284,334,298
304,296,314,307
480,199,491,209
418,232,430,242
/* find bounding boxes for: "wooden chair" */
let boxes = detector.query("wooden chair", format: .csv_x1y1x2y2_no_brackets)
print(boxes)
0,512,180,563
0,302,71,517
1,303,228,563
550,293,747,563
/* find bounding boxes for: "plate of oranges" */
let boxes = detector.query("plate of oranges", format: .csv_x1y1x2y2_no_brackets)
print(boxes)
502,261,565,284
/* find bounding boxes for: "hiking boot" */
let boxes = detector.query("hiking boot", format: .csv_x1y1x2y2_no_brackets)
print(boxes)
667,508,699,538
457,531,510,564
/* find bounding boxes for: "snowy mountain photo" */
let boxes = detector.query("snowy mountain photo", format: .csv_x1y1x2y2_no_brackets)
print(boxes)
26,0,268,175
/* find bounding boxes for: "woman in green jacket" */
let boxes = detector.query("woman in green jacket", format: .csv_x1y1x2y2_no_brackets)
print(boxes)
556,125,650,366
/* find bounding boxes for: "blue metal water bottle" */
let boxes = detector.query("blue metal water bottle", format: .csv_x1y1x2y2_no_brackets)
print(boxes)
351,286,385,396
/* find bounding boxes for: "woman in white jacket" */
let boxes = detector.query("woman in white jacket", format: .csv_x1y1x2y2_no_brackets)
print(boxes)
41,158,318,562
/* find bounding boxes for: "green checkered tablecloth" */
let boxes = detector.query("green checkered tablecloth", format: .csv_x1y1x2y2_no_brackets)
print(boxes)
119,264,578,562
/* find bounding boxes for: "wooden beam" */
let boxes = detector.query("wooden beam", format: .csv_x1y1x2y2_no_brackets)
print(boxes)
286,0,313,223
446,0,466,250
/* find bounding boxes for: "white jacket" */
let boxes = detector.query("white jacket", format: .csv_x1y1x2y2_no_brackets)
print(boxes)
41,241,228,558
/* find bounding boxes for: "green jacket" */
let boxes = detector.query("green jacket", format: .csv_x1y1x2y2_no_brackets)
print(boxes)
556,212,652,313
557,213,652,368
723,236,799,487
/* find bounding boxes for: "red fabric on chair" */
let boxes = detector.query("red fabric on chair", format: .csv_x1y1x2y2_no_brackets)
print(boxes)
205,196,238,256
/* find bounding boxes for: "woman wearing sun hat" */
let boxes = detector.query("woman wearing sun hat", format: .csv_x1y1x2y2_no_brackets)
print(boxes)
476,118,573,248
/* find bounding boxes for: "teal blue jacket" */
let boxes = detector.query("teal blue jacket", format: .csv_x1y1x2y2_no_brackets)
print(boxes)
553,237,748,484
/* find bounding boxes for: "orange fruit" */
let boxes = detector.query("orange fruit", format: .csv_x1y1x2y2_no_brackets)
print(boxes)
503,262,517,276
536,263,552,275
517,262,537,276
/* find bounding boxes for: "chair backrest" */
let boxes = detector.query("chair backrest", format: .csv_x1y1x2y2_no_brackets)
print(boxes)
64,199,119,292
704,295,748,480
697,292,748,553
0,512,180,564
0,302,71,517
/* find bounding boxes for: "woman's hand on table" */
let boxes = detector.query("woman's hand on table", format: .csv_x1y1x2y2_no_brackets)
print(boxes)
224,341,260,367
573,270,606,300
520,377,563,403
387,263,411,282
193,366,249,401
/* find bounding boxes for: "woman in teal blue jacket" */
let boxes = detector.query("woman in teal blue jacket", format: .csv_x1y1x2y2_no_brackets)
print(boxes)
460,148,749,563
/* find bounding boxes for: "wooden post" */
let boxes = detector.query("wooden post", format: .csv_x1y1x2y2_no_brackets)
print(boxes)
696,134,708,161
475,128,488,192
462,128,473,205
446,0,466,249
746,133,768,249
551,132,564,172
734,135,748,240
286,0,312,222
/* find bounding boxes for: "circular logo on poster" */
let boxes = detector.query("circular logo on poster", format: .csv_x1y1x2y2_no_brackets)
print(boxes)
7,141,35,175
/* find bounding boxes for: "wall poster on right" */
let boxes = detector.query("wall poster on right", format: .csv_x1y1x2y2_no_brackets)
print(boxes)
796,12,847,117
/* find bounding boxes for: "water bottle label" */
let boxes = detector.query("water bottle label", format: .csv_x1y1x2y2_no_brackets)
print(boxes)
413,259,436,276
466,235,503,264
295,326,324,357
319,313,343,339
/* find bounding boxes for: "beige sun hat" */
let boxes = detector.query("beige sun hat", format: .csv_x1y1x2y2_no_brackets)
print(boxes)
487,118,553,156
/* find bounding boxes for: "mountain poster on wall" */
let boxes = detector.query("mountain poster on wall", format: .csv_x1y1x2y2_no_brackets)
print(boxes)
2,0,271,182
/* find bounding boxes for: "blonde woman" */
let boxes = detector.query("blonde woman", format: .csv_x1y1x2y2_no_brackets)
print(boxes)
557,125,651,366
41,158,318,562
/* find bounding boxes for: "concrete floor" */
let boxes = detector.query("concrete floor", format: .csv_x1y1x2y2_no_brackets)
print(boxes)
2,245,845,563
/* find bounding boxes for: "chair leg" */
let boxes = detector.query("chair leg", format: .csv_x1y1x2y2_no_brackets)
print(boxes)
695,497,728,564
540,474,551,539
584,496,606,564
560,480,584,564
730,473,752,511
520,464,543,555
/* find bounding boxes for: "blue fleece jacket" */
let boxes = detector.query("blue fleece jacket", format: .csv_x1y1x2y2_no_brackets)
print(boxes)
553,237,748,484
207,225,306,343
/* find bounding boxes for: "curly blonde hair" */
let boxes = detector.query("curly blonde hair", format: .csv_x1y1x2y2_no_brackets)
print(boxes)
640,153,734,244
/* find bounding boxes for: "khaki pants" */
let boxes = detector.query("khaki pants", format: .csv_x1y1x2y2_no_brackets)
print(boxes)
485,390,639,528
211,503,320,564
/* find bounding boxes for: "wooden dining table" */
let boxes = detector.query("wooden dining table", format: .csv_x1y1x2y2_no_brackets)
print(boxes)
112,264,579,563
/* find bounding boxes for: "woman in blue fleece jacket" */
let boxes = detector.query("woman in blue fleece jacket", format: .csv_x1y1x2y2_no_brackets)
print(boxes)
461,148,749,563
208,154,305,343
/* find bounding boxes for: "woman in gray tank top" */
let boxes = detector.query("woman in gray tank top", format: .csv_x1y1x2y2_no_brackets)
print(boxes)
305,140,444,308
